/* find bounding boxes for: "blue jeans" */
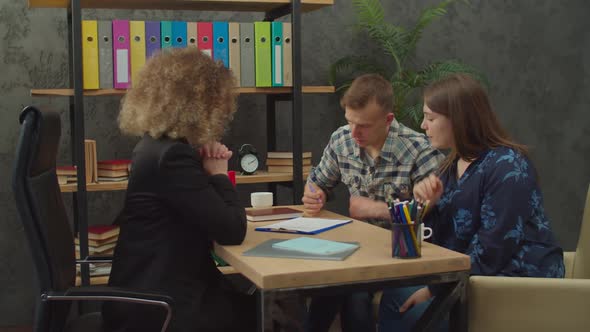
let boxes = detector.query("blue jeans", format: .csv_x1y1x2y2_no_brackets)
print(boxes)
378,286,448,332
306,291,375,332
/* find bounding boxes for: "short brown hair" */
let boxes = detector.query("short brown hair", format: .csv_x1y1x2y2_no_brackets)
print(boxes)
424,74,527,172
118,47,237,146
340,73,393,113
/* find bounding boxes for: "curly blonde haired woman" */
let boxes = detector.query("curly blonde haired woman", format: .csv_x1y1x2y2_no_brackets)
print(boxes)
103,48,255,332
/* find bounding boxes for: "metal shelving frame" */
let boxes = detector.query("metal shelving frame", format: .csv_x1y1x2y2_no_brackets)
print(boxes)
33,0,329,286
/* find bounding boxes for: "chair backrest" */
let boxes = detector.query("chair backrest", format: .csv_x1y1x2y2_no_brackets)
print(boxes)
572,184,590,279
11,106,76,332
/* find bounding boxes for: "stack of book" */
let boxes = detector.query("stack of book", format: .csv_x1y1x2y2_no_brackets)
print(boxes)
84,139,98,183
56,166,77,185
97,159,131,182
75,225,120,259
266,151,312,173
76,262,112,278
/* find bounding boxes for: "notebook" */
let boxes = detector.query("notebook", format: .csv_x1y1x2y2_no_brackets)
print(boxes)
243,239,360,261
246,207,304,222
272,237,360,255
255,217,352,235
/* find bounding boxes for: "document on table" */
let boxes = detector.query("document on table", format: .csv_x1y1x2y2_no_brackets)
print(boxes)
254,217,352,235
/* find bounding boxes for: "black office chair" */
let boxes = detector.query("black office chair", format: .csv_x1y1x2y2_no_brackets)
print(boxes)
11,106,173,332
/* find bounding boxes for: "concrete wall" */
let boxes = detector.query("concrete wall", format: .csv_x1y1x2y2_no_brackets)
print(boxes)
1,0,588,325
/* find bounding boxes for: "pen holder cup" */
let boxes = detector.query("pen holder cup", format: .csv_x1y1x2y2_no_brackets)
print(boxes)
391,222,430,259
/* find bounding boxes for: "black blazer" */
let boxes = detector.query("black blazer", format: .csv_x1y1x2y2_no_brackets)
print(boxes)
103,135,247,331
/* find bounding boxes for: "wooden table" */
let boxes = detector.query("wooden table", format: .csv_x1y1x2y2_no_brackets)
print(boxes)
214,207,471,332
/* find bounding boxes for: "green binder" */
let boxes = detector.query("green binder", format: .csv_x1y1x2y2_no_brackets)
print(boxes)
254,22,271,87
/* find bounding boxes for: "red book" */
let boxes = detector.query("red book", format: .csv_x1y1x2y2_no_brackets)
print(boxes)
97,159,131,171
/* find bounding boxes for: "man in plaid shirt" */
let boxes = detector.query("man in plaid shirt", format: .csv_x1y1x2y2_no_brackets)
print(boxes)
303,74,443,332
303,74,442,228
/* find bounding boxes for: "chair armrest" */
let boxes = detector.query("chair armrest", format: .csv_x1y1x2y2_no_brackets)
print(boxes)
44,287,173,332
468,276,590,332
76,256,113,264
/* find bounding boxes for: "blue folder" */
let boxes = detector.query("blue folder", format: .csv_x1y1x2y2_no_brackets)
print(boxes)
171,21,187,48
213,22,229,67
255,218,352,235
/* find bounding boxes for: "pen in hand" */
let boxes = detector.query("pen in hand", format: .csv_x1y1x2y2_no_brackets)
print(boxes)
308,182,321,203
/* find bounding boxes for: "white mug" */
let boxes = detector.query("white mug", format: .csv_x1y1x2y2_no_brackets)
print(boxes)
251,192,273,208
421,224,433,241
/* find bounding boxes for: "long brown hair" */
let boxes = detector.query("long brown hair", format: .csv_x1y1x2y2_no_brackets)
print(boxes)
424,74,527,173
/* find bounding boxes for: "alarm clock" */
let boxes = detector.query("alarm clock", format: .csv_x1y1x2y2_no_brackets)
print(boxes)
238,144,259,175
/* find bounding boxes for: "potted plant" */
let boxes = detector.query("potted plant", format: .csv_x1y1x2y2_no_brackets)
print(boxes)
329,0,487,130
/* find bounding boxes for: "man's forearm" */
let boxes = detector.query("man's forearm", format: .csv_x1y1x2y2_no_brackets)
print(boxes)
373,201,392,221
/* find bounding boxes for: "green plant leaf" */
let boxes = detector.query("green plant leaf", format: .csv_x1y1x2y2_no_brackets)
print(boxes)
353,0,384,26
397,103,424,131
416,60,488,87
407,0,457,56
353,0,409,72
331,0,486,130
329,55,388,88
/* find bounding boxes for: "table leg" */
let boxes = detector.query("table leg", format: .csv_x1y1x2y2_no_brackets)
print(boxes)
257,289,266,332
449,278,468,332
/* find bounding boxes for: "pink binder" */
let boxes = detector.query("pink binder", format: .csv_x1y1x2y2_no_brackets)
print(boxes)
112,20,131,89
197,22,212,57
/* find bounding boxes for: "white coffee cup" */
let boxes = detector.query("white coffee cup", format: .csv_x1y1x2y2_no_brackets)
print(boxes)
421,224,433,241
251,192,273,208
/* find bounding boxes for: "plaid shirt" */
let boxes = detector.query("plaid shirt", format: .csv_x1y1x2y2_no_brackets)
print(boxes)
308,120,443,227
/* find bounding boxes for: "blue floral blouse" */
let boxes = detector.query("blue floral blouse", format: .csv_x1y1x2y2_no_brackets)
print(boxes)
425,147,564,278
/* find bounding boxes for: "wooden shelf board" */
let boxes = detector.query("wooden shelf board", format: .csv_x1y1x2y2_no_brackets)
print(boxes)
236,171,310,184
28,0,333,13
60,181,129,193
59,171,309,192
31,86,334,97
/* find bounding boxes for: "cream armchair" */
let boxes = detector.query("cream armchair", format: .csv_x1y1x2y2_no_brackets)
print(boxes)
468,185,590,332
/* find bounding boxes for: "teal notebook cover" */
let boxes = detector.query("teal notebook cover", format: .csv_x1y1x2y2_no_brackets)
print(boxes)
243,239,360,261
272,237,359,255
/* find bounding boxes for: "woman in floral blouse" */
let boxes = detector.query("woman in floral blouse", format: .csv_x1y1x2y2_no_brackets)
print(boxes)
378,74,564,332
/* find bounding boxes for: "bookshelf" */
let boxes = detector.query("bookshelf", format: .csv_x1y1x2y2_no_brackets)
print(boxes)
59,171,311,192
31,86,334,97
30,0,333,285
28,0,333,12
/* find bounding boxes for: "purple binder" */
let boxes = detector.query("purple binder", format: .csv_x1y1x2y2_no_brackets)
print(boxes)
145,21,161,59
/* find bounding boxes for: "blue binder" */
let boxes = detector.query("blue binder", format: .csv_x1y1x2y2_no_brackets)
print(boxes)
213,22,229,67
255,218,352,235
171,21,187,48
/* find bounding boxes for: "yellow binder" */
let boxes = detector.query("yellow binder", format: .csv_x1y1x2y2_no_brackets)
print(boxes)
130,21,146,87
82,20,99,89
